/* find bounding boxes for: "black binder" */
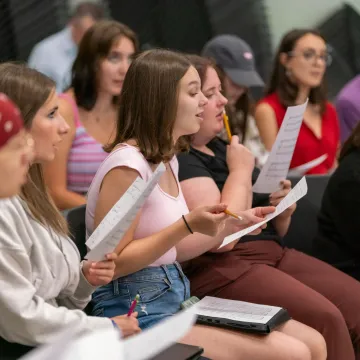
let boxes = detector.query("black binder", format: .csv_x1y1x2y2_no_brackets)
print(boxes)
151,343,204,360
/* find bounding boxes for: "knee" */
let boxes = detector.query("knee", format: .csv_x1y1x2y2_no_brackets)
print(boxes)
306,330,327,360
286,341,312,360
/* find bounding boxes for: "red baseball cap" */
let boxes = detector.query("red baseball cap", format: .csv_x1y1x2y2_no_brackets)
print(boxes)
0,93,24,148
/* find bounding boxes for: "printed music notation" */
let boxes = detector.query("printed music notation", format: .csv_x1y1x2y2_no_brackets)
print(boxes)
252,100,308,193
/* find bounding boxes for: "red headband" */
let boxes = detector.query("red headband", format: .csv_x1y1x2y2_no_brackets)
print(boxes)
0,93,24,148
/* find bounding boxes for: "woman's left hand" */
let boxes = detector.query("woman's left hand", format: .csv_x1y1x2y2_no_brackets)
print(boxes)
269,180,296,218
82,253,117,286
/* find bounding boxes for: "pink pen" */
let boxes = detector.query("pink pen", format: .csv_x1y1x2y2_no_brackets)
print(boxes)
127,294,140,317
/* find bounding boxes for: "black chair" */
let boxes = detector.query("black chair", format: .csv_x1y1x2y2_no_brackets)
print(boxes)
62,204,94,314
63,204,87,259
283,175,330,255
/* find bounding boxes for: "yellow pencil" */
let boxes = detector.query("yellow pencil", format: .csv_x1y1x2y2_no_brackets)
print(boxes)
224,209,243,221
223,110,232,142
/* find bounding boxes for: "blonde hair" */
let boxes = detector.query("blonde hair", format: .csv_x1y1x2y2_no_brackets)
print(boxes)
0,63,68,236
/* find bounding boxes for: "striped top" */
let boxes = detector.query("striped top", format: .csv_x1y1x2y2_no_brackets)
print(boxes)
59,93,108,195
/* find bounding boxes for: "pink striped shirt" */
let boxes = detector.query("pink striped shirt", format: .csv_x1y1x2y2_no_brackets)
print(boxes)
59,93,108,194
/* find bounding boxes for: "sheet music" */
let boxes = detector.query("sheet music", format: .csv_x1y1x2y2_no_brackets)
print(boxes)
123,310,197,360
85,162,166,261
288,154,328,176
189,296,282,325
219,176,308,248
252,100,308,193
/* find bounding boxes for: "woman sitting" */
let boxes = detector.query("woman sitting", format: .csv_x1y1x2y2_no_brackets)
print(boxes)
202,34,268,167
86,49,326,360
254,29,339,174
44,20,138,209
0,63,140,359
177,54,360,360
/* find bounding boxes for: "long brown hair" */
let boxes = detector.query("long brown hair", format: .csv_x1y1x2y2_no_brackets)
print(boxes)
339,122,360,161
0,63,68,236
72,20,139,111
266,29,328,114
105,49,192,163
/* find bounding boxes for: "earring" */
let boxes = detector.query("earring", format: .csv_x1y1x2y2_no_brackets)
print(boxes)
285,68,292,77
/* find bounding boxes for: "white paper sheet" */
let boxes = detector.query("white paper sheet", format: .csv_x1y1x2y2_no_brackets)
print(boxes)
123,310,197,360
287,154,328,176
21,328,123,360
189,296,282,324
85,162,166,261
219,176,308,248
252,100,308,193
20,327,84,360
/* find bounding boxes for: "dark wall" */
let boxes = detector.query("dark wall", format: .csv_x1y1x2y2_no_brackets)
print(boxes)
0,0,65,62
108,0,214,53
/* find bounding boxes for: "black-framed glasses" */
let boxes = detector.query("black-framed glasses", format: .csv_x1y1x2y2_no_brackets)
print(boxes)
288,48,332,66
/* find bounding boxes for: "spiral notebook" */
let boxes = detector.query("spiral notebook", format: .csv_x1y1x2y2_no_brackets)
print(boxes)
189,297,290,334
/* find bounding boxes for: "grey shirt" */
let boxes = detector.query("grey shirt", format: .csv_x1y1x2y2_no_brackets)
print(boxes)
0,196,112,346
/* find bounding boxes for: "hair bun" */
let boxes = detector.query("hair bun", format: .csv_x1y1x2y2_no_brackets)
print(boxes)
0,93,24,148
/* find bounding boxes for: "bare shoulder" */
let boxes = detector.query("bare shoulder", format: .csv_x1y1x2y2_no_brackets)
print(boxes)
254,102,276,120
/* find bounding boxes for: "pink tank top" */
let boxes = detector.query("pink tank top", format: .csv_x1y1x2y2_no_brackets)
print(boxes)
85,144,189,266
59,93,108,194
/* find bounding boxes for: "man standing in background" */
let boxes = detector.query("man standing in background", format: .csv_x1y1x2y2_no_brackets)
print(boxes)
28,2,105,92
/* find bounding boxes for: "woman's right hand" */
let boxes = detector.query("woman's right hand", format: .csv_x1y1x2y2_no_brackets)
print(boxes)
226,135,255,174
185,203,228,236
111,312,141,337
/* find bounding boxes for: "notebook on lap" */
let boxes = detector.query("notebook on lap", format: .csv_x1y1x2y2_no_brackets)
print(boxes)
188,296,290,334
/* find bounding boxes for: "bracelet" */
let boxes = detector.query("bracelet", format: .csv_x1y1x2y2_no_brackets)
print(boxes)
182,215,193,234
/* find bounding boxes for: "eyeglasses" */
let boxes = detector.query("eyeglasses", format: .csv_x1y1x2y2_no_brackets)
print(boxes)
288,49,332,66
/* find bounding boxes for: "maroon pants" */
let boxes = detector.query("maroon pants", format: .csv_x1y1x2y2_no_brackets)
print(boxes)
184,241,360,360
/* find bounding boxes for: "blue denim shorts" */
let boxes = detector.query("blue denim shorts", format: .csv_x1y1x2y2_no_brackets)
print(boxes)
91,262,191,329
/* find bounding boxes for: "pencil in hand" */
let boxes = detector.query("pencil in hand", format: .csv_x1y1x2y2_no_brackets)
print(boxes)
224,209,243,221
223,110,232,142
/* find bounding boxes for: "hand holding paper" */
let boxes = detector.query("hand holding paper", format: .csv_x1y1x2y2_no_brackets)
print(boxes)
219,176,308,248
269,179,296,218
227,206,276,236
82,252,117,286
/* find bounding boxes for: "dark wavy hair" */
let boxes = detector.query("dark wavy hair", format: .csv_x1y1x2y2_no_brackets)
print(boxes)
266,28,328,114
71,20,139,111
